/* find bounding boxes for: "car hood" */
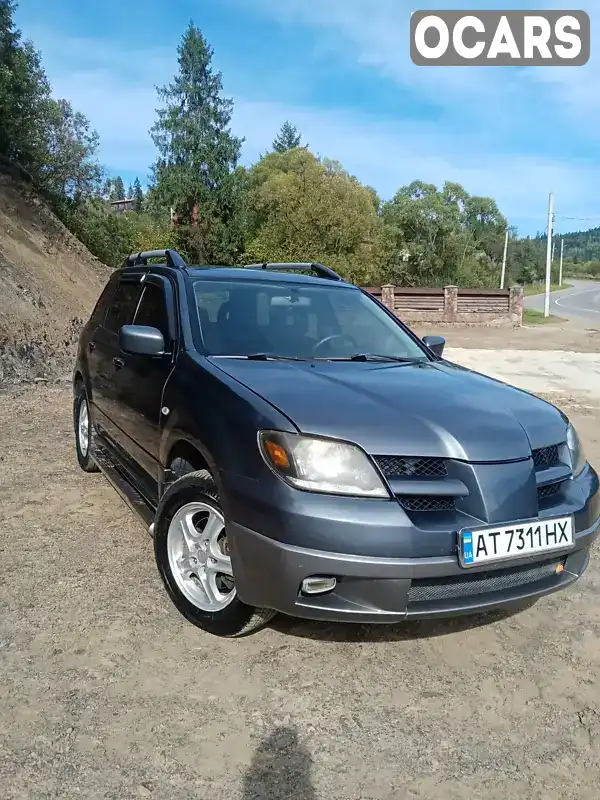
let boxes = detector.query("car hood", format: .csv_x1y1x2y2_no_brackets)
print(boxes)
210,357,568,462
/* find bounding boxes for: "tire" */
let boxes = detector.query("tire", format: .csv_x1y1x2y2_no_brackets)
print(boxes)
153,469,276,637
73,382,100,473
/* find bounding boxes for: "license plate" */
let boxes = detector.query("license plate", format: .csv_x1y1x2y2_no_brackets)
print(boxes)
458,515,574,568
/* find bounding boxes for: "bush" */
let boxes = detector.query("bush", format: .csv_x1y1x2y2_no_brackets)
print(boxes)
57,200,176,267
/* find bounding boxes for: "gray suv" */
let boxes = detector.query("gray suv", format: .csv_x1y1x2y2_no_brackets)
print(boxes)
73,250,600,637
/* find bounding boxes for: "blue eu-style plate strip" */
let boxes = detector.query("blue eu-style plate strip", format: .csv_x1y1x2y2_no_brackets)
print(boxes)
462,532,474,565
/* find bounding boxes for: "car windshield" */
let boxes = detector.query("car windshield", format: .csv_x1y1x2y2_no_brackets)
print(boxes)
192,278,428,361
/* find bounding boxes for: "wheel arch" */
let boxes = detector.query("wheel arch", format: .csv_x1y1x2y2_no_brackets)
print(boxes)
166,439,210,474
162,436,226,497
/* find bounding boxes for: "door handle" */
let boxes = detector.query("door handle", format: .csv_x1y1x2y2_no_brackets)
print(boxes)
113,356,125,370
88,342,96,351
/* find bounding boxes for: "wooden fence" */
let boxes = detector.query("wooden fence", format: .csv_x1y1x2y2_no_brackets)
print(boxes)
363,285,523,326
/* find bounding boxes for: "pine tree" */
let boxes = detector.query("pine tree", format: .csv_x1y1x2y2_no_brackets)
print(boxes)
272,121,302,153
110,175,125,200
126,182,134,199
148,21,244,263
132,176,143,211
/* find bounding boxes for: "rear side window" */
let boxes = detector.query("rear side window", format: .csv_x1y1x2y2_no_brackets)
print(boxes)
104,281,142,334
134,283,169,341
89,272,120,325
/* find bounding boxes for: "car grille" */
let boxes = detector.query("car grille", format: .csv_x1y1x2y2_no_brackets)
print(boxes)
407,558,565,603
532,444,560,470
398,496,455,512
537,481,564,501
374,456,447,478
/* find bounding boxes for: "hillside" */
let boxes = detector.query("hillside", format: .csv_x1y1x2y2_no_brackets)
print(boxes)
0,165,112,385
535,226,600,263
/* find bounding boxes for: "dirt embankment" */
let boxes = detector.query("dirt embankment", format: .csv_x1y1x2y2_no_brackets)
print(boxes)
0,165,111,385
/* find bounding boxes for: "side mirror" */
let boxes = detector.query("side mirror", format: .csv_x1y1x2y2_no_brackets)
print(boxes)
422,334,445,358
119,325,165,356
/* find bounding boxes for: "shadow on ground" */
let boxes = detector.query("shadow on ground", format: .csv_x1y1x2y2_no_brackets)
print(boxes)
242,726,316,800
268,600,537,643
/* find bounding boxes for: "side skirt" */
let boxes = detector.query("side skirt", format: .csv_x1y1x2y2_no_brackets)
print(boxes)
92,442,157,536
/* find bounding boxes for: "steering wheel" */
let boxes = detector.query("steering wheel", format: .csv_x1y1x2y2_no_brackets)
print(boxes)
312,333,358,356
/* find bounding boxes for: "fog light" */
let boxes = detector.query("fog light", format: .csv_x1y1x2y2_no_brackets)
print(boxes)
301,576,337,595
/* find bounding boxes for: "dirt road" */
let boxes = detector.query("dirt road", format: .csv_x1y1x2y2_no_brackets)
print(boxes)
2,384,600,800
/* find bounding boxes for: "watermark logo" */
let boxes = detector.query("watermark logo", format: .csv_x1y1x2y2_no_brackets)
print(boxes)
410,10,590,65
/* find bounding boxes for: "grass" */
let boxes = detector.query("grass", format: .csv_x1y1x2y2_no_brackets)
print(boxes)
523,308,561,325
522,282,569,296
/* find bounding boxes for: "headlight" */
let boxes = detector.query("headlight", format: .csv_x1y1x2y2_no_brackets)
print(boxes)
567,423,587,478
258,431,389,498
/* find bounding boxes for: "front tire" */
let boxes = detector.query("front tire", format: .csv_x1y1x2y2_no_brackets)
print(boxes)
153,470,275,637
73,383,99,473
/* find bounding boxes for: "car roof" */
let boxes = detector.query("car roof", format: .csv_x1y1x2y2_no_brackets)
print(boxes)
184,266,358,289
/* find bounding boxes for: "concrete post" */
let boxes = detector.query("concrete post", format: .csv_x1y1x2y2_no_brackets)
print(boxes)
381,284,395,311
509,285,524,326
443,285,458,323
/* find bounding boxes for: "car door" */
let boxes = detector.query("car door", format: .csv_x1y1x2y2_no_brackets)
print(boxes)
84,271,120,425
110,273,178,490
93,273,144,446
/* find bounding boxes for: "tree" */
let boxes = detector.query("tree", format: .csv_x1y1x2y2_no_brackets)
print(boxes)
272,121,302,153
148,21,244,263
132,176,144,211
243,148,385,284
381,180,507,287
0,0,51,169
34,98,102,199
126,182,133,199
109,175,125,200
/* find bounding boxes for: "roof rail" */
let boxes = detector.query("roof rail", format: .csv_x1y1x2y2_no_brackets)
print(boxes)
242,261,343,281
123,249,187,268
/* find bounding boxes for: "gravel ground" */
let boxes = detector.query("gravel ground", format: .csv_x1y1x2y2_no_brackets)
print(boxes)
2,385,600,800
411,320,600,353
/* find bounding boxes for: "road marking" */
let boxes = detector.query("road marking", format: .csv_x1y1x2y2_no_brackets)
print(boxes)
554,285,600,315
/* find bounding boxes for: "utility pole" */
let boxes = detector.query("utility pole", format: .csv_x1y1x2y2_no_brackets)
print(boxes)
500,229,509,289
544,192,554,317
559,237,564,286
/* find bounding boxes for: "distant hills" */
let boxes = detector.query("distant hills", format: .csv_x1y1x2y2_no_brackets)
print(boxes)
535,226,600,264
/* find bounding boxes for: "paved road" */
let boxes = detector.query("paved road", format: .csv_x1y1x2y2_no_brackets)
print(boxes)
525,279,600,324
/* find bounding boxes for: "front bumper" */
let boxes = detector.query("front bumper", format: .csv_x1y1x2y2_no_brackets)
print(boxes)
228,516,600,623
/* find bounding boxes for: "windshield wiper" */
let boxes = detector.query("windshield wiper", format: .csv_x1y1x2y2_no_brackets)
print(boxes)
245,353,310,361
328,353,426,363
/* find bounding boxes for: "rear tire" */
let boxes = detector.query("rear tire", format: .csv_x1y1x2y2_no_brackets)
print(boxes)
153,470,275,637
73,383,99,473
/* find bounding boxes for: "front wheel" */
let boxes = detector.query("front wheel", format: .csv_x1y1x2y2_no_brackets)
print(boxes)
153,470,275,637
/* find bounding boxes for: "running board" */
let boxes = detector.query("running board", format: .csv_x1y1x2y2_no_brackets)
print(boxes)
93,447,156,535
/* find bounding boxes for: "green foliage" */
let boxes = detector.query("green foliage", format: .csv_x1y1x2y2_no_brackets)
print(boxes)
543,227,600,263
380,180,508,287
272,121,302,153
562,259,600,279
62,198,176,268
0,2,51,170
243,149,385,284
132,176,144,211
34,98,102,199
148,21,244,264
110,175,125,200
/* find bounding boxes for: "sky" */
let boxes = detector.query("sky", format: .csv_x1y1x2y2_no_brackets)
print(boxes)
13,0,600,236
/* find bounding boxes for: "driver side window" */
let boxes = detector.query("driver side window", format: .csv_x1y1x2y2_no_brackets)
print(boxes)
133,283,170,343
